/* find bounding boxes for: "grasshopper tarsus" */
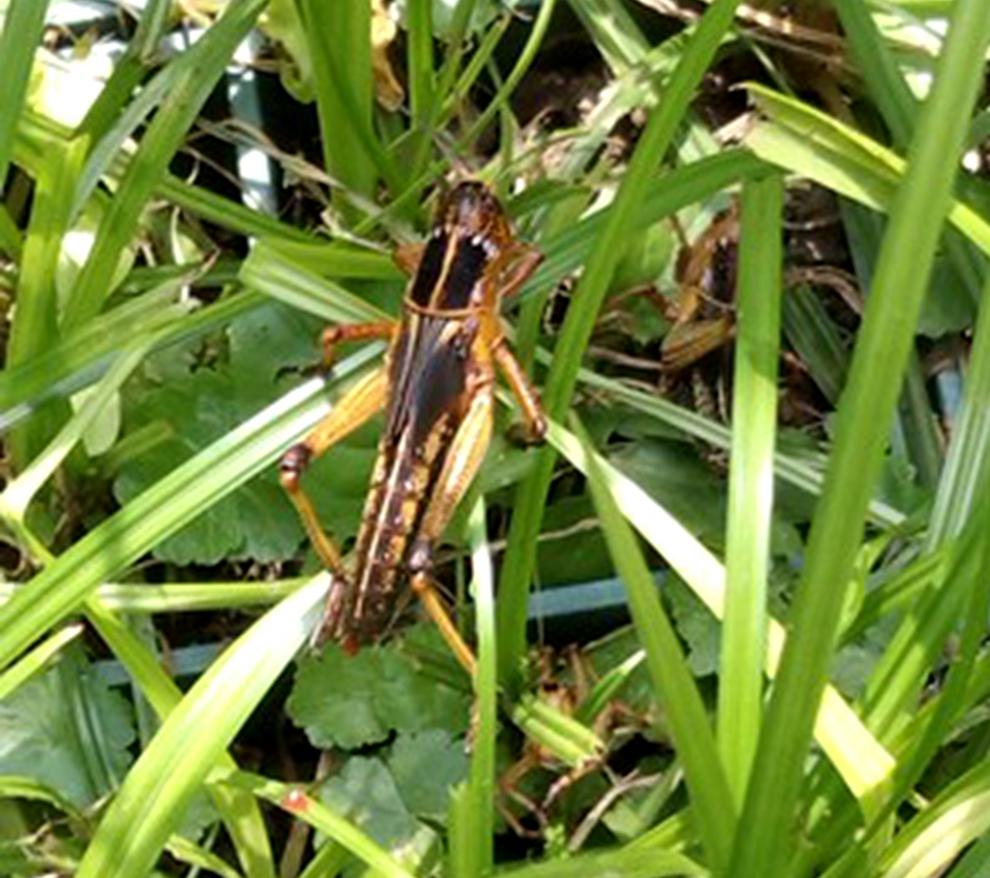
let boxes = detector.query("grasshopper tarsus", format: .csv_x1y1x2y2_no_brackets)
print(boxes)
506,419,547,448
279,443,312,492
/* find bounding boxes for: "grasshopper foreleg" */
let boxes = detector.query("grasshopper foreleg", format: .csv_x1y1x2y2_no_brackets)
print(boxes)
321,321,395,370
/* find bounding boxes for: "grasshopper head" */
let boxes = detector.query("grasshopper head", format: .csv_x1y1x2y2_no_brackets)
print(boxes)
437,181,512,247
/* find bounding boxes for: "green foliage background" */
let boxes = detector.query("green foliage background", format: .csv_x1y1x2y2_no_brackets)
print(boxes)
1,0,990,877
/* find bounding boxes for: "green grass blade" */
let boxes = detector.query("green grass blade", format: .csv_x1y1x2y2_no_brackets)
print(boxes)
497,844,707,878
297,0,390,209
0,0,50,184
926,270,990,546
0,623,83,701
0,347,379,671
449,497,497,877
76,576,328,878
0,579,305,614
74,0,171,148
71,52,190,220
878,760,990,878
61,0,268,332
406,0,434,128
84,599,276,878
832,0,916,146
540,419,896,811
579,414,734,870
717,172,782,806
743,86,990,258
945,830,990,878
5,135,86,465
240,240,390,324
496,0,744,688
220,770,415,878
729,4,990,874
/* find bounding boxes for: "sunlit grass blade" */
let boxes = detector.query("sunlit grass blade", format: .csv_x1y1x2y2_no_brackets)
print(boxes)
496,0,744,688
0,623,84,701
449,497,497,877
75,576,328,878
0,579,306,614
717,172,782,806
542,418,896,809
0,347,379,671
497,843,707,878
61,0,268,332
579,413,733,870
84,599,276,878
219,770,415,878
0,0,50,184
730,3,990,874
6,136,87,466
744,86,990,258
877,759,990,878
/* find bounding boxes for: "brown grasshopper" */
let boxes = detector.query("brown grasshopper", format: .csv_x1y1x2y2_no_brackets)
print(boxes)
279,182,546,672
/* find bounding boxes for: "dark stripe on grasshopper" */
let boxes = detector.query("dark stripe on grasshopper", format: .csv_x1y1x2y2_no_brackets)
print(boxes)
434,237,488,309
409,230,448,306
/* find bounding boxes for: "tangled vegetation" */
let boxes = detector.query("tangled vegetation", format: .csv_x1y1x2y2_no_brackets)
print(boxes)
1,1,990,876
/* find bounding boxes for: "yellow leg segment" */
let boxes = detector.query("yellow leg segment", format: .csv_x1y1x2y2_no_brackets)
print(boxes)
321,321,395,368
493,340,547,442
280,367,389,574
407,385,495,675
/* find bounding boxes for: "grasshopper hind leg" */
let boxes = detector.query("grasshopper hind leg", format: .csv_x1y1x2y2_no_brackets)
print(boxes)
279,366,390,615
405,385,495,676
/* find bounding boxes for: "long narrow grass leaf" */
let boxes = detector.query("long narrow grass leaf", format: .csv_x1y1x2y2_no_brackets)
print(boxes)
0,0,50,184
0,348,379,671
221,770,415,878
61,0,268,332
462,496,497,876
84,599,276,878
496,0,744,687
730,5,990,874
76,576,328,878
541,419,896,808
717,173,782,805
581,413,733,869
